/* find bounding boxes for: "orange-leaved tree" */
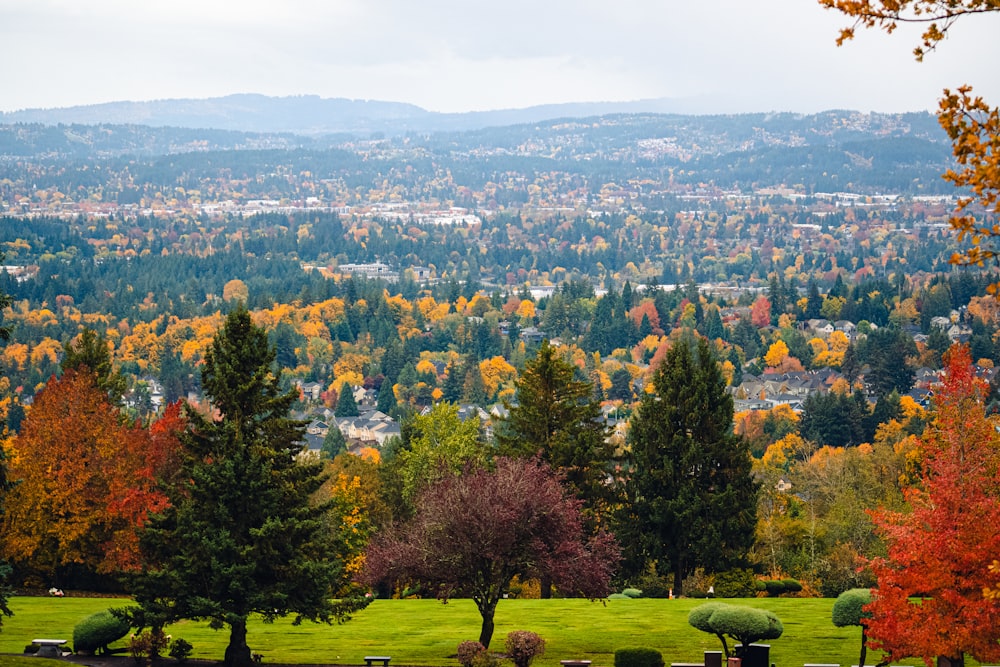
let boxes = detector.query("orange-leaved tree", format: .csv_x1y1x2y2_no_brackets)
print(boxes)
865,345,1000,666
1,370,183,582
820,0,1000,291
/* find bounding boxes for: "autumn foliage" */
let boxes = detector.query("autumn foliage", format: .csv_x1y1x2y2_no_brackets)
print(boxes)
1,370,184,577
364,457,619,648
865,345,1000,665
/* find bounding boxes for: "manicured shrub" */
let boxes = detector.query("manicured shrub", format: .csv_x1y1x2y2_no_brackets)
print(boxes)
688,602,783,658
614,647,664,667
712,569,759,598
168,638,193,663
505,631,545,667
781,578,802,593
73,609,132,655
608,593,630,599
621,588,643,598
762,580,786,596
457,641,487,667
832,588,873,667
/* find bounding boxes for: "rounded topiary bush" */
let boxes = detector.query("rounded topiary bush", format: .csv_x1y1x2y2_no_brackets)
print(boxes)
457,640,487,667
688,602,783,658
73,609,132,655
763,580,786,597
614,647,664,667
621,588,643,599
833,587,873,667
505,631,545,667
781,578,802,593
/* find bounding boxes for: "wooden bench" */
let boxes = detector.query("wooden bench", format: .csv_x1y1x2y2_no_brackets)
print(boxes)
365,656,391,667
32,639,67,658
560,661,592,667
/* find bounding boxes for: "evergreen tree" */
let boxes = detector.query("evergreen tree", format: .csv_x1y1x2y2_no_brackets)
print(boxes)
441,361,463,403
620,338,758,594
699,305,725,341
805,279,824,319
608,368,633,402
462,359,488,405
335,381,360,417
62,328,127,405
129,306,365,667
496,340,614,529
376,381,397,415
321,425,348,459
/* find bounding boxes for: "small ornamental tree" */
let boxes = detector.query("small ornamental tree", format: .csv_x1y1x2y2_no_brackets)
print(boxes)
365,457,618,648
832,588,873,667
865,345,1000,666
688,602,783,658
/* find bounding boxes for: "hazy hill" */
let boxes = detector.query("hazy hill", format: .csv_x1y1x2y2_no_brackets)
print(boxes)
0,93,739,135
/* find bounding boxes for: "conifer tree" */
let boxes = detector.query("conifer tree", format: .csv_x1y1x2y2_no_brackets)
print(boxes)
62,328,127,405
335,381,360,417
321,425,348,459
620,337,758,594
130,306,364,667
496,341,614,526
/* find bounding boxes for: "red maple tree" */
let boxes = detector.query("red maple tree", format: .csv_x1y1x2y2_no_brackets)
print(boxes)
866,345,1000,666
2,370,184,577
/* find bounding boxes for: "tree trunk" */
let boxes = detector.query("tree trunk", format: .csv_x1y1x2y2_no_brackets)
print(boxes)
858,627,867,667
672,551,685,597
224,618,253,667
478,602,497,649
540,573,553,599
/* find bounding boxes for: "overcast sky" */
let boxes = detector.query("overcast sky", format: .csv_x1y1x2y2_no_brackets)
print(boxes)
2,0,998,114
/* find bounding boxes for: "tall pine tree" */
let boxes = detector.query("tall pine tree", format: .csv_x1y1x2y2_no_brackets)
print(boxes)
496,341,615,529
620,337,758,594
130,306,365,667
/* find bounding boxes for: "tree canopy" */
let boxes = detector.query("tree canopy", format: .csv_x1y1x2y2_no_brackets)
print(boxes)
1,370,182,581
496,340,615,526
866,345,1000,666
364,457,618,648
129,306,367,667
620,337,758,594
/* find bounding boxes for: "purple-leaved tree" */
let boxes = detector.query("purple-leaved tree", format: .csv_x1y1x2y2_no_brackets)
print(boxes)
364,457,619,647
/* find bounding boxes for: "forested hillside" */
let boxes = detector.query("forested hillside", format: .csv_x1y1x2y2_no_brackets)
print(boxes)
1,107,998,605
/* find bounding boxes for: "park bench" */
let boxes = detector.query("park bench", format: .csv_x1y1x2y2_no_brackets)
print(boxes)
365,656,391,667
31,638,68,658
560,661,592,667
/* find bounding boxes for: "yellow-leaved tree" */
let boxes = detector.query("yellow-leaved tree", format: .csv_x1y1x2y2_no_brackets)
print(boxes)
820,0,1000,289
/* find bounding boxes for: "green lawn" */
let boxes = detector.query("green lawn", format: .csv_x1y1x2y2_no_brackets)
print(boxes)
0,596,927,667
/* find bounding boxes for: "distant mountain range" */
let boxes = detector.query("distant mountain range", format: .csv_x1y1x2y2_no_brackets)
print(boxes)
0,93,755,136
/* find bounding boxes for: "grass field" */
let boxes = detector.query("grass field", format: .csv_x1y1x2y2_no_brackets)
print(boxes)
0,596,930,667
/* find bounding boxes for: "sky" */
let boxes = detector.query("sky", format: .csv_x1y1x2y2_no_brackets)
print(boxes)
2,0,998,115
